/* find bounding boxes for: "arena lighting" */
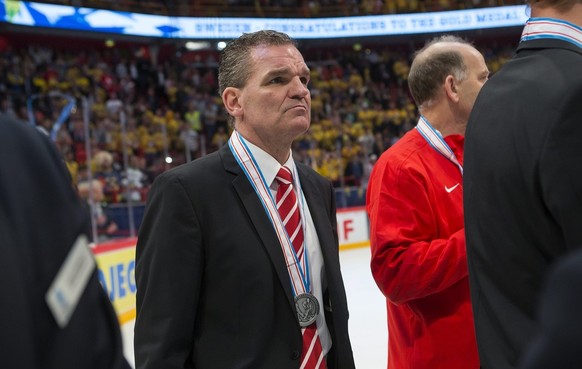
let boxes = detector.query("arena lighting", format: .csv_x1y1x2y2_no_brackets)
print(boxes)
165,156,173,164
0,1,528,40
185,41,210,50
216,41,227,51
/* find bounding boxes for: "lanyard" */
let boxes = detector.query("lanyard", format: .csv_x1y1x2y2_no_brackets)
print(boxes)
228,130,311,296
521,17,582,49
415,116,463,175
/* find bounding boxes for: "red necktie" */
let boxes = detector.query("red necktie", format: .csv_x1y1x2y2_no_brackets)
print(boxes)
276,166,304,257
275,166,327,369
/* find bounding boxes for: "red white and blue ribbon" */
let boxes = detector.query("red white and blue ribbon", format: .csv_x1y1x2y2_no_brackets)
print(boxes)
228,130,311,297
416,115,463,175
521,17,582,49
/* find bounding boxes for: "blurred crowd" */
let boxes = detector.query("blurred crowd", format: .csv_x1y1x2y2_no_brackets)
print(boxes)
37,0,525,17
0,36,515,209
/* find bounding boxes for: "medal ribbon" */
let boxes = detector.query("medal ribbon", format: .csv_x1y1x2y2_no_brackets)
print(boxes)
416,116,463,175
228,130,311,297
521,17,582,49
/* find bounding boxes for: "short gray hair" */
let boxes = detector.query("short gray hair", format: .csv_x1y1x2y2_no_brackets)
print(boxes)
408,35,472,110
218,30,297,97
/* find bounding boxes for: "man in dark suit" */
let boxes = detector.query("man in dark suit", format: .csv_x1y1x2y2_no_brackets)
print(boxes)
519,248,582,369
134,30,356,369
0,114,130,369
463,1,582,368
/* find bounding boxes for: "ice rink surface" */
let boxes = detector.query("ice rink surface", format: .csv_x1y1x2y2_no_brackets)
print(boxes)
121,246,387,369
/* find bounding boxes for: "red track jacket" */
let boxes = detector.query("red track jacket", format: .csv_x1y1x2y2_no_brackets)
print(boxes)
366,128,479,369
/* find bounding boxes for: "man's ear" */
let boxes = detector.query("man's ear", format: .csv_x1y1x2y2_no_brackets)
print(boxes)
444,75,460,103
222,87,243,118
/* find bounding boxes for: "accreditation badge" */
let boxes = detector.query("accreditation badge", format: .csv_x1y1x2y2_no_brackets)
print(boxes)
45,234,96,328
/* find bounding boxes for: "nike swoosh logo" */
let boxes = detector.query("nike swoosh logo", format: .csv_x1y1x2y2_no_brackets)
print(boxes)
445,183,460,193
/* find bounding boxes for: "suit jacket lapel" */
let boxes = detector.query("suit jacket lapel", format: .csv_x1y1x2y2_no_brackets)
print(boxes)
219,145,297,314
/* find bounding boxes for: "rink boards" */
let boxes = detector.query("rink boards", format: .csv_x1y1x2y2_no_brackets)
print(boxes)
91,206,370,325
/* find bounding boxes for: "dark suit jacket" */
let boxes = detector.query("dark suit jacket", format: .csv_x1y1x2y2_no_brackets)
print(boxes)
135,144,355,369
519,249,582,369
464,38,582,369
0,114,129,369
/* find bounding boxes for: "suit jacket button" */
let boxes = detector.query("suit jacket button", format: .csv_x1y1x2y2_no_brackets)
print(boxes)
291,350,300,360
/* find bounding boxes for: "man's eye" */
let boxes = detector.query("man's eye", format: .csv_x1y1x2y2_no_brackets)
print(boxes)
270,77,284,84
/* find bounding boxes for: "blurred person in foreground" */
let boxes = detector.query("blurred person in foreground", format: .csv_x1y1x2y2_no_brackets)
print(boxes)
134,30,355,369
366,35,489,369
463,1,582,368
0,113,130,369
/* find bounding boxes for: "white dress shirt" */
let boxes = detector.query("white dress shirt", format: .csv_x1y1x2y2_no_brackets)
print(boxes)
244,139,332,355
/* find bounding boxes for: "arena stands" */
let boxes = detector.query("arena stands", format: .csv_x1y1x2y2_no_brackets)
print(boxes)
32,0,525,17
0,1,521,237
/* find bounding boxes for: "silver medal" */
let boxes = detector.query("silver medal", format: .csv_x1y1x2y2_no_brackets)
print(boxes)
295,293,320,327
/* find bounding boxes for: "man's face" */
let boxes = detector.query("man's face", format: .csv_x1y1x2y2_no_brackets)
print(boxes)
235,44,311,146
457,46,489,121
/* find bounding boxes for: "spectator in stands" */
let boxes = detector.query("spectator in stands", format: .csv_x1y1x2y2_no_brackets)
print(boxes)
360,152,377,190
29,0,527,16
366,35,489,369
35,114,52,137
0,113,130,369
184,100,203,133
77,179,119,241
92,150,122,203
0,24,518,208
463,1,582,368
121,154,149,202
134,29,355,369
178,120,200,161
63,146,79,184
201,92,219,143
210,124,229,150
105,91,123,116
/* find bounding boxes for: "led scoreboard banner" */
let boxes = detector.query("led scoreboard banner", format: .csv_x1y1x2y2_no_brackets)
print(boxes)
1,1,527,40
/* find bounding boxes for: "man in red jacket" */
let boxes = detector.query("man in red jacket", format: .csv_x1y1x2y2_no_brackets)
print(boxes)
366,35,488,369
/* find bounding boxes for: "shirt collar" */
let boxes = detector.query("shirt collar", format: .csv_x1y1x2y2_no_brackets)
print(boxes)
521,17,582,49
243,139,296,187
